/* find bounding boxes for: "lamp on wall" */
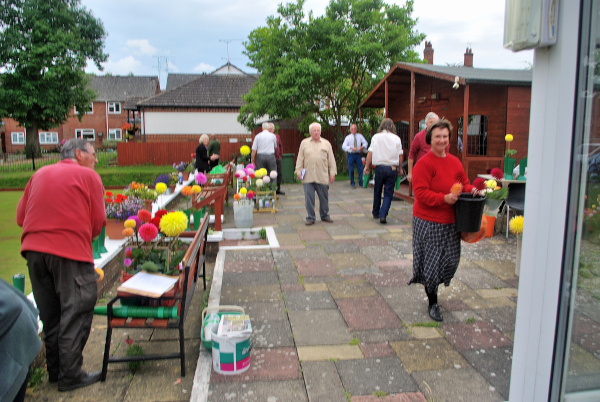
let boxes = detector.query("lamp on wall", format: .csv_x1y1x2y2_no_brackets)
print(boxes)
98,131,103,138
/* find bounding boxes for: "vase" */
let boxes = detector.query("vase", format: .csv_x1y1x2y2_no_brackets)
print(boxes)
483,215,496,238
483,198,504,218
183,210,192,231
105,219,126,240
144,199,153,211
504,156,516,180
518,156,527,181
192,209,206,230
182,172,190,181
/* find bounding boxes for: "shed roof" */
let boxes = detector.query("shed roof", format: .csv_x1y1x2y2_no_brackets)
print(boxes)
138,74,258,108
89,76,159,102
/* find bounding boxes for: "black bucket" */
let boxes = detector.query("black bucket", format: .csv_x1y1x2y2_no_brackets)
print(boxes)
454,193,486,232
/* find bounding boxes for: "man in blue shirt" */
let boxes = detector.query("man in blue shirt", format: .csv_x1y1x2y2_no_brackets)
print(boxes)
342,124,368,188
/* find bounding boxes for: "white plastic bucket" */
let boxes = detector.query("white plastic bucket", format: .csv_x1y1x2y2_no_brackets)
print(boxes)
233,201,253,228
211,326,252,375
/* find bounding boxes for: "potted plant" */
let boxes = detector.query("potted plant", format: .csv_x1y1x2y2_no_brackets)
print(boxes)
105,192,144,239
473,168,508,237
504,134,517,180
155,173,176,194
123,182,158,211
173,161,190,181
184,163,195,180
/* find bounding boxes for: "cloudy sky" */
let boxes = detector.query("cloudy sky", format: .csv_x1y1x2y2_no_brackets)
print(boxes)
82,0,533,88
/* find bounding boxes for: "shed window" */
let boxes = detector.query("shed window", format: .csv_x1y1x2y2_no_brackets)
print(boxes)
457,115,488,156
395,121,409,149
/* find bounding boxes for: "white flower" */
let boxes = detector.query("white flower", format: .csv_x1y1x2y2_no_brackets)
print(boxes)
270,170,278,179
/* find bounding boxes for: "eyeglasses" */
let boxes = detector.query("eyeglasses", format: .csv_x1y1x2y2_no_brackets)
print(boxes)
81,149,97,158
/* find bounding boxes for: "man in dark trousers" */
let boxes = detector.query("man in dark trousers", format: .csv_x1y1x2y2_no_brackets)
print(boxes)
17,138,106,392
207,133,220,170
270,124,285,195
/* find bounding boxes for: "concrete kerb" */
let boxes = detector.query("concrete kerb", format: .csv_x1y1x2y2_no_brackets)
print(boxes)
218,226,280,251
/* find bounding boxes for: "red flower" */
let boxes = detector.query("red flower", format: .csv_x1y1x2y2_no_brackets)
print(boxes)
151,216,162,229
105,197,112,204
490,167,504,180
138,209,152,223
473,178,486,191
106,191,113,197
242,177,247,182
139,223,158,242
125,336,134,346
155,209,168,219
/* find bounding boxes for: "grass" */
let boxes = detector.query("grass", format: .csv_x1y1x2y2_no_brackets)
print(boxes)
466,317,476,323
349,338,360,345
27,367,46,389
0,191,30,293
373,391,388,397
411,322,440,328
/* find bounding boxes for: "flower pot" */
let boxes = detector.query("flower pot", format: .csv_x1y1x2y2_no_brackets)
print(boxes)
144,199,153,211
167,185,176,195
99,226,108,253
182,172,190,181
105,219,126,240
183,210,192,231
454,193,486,233
504,156,516,180
233,201,253,228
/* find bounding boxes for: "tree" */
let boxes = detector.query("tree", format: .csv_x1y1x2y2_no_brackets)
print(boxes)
239,0,425,149
0,0,108,152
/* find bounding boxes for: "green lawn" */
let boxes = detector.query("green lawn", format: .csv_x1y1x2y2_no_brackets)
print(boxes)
0,191,30,293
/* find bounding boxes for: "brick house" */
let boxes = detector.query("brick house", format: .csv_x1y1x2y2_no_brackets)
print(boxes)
2,75,160,153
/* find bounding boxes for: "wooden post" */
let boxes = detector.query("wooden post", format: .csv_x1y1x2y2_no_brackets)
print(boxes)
385,80,389,118
408,71,415,197
359,108,362,134
463,84,469,177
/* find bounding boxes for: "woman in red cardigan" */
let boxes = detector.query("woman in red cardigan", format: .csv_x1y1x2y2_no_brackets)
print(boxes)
409,119,476,322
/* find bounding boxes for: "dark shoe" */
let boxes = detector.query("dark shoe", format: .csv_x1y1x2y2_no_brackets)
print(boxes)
380,217,387,224
276,190,285,195
428,304,443,322
321,217,334,223
305,220,315,225
351,184,356,189
58,371,101,392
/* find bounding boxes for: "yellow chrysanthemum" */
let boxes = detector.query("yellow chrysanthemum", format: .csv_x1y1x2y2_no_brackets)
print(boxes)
192,185,202,194
505,134,514,142
240,145,251,156
240,188,247,195
159,211,188,237
509,215,524,235
485,179,497,189
124,219,137,228
155,182,167,194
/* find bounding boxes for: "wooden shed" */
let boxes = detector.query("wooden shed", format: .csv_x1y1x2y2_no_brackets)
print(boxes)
360,59,532,184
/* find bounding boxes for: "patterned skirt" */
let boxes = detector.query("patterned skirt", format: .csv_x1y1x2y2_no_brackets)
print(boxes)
409,216,462,294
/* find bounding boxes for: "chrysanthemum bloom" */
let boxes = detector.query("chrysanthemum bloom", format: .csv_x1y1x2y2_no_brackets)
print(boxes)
247,190,255,200
240,188,247,195
246,163,255,170
240,145,251,156
505,134,514,142
485,179,497,189
155,182,167,194
234,194,241,201
472,178,486,191
195,172,207,185
192,185,202,194
122,227,134,237
246,168,254,175
124,219,137,228
249,173,255,179
151,217,162,229
254,169,263,178
138,209,152,223
509,215,524,235
263,176,271,184
450,183,463,196
127,215,142,229
160,211,188,237
125,247,132,257
181,186,193,196
242,176,248,182
270,171,278,179
139,223,158,242
255,179,263,188
490,168,504,180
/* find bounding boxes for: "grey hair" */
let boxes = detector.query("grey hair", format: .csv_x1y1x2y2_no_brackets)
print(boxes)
425,112,439,123
309,122,321,133
269,123,275,131
199,134,209,144
378,118,396,134
262,122,271,130
61,139,91,160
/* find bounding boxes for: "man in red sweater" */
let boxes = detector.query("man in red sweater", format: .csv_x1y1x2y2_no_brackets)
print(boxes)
407,112,449,183
17,139,106,392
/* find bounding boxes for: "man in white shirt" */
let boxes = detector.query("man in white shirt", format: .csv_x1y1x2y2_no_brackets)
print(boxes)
363,118,403,224
251,122,278,175
342,124,369,188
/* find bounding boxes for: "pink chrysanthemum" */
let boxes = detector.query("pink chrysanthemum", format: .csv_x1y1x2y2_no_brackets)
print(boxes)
195,172,207,185
247,190,255,200
127,216,142,229
490,168,504,180
124,258,132,267
139,223,158,242
246,163,255,170
473,178,486,191
138,209,152,223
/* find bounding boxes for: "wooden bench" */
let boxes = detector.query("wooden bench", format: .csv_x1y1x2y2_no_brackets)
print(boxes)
193,161,232,231
100,213,209,381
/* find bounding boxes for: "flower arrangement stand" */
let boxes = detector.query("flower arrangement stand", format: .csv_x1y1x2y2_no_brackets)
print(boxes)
101,214,209,381
253,190,277,213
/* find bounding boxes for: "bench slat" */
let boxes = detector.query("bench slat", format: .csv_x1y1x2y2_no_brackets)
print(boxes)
152,319,169,328
128,318,148,327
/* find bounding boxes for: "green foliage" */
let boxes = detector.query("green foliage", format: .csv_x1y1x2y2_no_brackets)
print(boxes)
125,342,144,373
0,0,108,148
239,0,425,148
140,261,159,273
28,367,45,389
349,338,360,345
411,322,440,328
505,149,517,158
466,317,476,324
373,391,388,397
259,228,267,240
103,140,119,150
487,187,508,200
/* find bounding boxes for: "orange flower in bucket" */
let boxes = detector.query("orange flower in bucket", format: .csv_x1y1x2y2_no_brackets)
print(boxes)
451,183,464,196
234,194,241,201
122,227,134,237
181,186,193,196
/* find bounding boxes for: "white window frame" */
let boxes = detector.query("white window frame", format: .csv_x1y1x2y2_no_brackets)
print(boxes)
108,128,122,140
39,132,59,144
73,103,94,115
11,132,25,144
75,129,95,141
108,102,121,114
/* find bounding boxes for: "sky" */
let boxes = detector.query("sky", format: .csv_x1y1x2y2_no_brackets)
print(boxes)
82,0,534,89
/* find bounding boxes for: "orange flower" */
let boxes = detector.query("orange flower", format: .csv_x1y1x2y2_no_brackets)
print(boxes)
451,183,463,196
234,194,241,201
122,227,134,237
181,186,193,196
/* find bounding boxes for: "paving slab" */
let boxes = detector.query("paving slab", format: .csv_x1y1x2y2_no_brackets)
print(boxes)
442,321,513,351
437,279,479,303
463,296,516,310
328,280,378,299
304,283,329,292
455,266,511,289
284,291,337,311
221,271,280,287
220,284,282,304
325,225,360,237
567,343,600,376
302,361,348,402
281,283,304,292
323,242,361,254
295,258,337,276
330,252,376,270
332,234,366,240
354,238,390,247
476,306,517,332
291,248,329,260
335,357,419,395
409,327,442,339
338,266,382,276
276,233,305,246
289,309,353,346
210,347,301,383
378,286,432,325
337,296,403,330
274,224,299,234
297,344,364,361
360,342,397,359
375,259,413,269
350,392,427,402
224,259,275,273
477,288,520,300
380,233,413,242
225,249,274,262
278,270,301,285
462,346,513,400
360,246,404,263
472,260,517,280
300,229,334,241
303,275,345,284
28,374,131,402
366,270,411,288
207,380,308,402
351,328,413,344
391,338,469,373
439,299,471,312
572,313,600,355
411,368,504,402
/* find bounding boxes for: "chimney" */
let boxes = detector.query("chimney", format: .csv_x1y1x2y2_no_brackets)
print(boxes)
464,47,473,67
423,41,434,64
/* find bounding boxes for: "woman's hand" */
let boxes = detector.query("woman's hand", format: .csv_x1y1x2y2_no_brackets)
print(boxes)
444,193,459,205
471,187,485,197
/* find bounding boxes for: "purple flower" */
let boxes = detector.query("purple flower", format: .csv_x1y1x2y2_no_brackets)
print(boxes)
124,258,132,267
127,215,142,229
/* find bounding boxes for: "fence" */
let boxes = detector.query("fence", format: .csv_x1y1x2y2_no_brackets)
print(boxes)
0,151,117,173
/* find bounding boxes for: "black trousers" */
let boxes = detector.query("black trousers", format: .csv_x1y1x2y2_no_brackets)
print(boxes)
26,251,97,384
276,158,282,191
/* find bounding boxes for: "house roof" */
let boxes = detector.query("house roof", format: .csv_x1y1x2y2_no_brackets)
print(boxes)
165,74,202,91
89,76,160,102
211,62,247,76
137,74,258,108
360,62,532,108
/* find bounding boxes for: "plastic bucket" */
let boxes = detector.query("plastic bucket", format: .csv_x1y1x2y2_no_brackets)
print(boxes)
454,193,486,232
233,201,253,228
211,326,252,375
483,215,496,238
201,306,245,350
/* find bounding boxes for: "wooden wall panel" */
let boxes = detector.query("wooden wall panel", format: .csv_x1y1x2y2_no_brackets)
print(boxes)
506,86,531,162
